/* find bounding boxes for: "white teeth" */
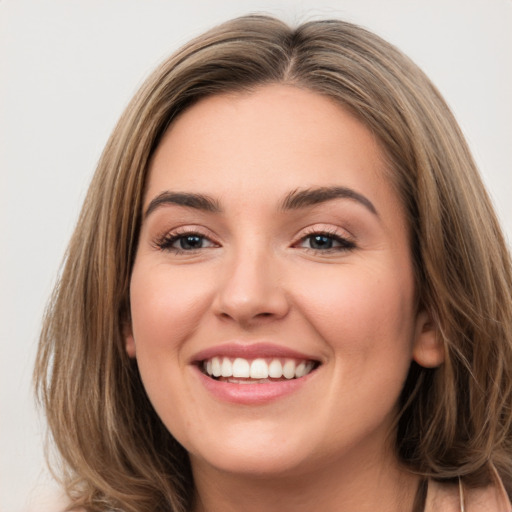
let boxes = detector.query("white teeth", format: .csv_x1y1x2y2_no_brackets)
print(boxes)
211,357,222,377
282,359,296,379
232,358,250,378
221,358,232,377
268,359,283,378
250,358,269,379
203,356,316,380
295,361,307,378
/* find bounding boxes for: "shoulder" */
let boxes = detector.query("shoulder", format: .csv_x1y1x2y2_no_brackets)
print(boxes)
425,475,511,512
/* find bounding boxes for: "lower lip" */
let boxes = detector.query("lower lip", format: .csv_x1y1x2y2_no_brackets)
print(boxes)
193,366,315,405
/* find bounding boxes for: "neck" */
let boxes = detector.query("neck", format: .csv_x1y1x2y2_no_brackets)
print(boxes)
191,449,420,512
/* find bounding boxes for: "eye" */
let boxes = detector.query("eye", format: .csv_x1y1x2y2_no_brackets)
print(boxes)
297,231,355,252
155,231,218,253
174,234,212,250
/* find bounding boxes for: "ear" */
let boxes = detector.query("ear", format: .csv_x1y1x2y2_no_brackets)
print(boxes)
123,322,137,358
412,310,444,368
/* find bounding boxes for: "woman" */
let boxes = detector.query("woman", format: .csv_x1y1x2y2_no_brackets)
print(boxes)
35,15,512,512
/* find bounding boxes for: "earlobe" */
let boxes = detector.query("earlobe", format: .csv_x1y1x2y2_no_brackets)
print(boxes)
412,310,445,368
123,323,137,358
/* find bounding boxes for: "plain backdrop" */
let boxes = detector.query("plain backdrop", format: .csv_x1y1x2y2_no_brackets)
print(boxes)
1,1,511,510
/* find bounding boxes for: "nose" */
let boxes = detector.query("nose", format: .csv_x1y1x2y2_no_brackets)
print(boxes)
213,247,290,327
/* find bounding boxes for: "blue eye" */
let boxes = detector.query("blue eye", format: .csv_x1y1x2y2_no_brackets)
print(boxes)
156,232,217,252
308,234,336,250
300,232,355,251
175,235,207,250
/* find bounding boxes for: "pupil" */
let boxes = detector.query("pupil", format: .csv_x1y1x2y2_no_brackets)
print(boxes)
311,235,333,249
181,235,202,249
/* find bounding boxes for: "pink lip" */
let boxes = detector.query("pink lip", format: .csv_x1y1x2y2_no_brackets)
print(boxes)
190,342,321,405
192,365,317,405
191,342,319,363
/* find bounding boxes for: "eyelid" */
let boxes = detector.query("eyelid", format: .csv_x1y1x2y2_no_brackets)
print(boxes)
293,224,354,242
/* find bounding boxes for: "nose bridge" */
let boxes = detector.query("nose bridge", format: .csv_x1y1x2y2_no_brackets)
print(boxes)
214,241,288,325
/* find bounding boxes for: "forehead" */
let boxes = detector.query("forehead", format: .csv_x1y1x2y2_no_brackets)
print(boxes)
146,85,397,213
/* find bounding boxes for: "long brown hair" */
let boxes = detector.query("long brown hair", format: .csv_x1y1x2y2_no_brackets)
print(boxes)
35,14,512,511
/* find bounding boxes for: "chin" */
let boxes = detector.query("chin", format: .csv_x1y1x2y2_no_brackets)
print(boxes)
192,448,312,479
185,422,319,478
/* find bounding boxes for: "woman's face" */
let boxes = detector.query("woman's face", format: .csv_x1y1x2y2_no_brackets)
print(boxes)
126,85,439,478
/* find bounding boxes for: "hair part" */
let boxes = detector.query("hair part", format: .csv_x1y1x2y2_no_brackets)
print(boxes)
35,14,512,511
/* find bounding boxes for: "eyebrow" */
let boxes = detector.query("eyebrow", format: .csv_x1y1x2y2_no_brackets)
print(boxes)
144,191,222,218
280,186,378,215
144,185,378,219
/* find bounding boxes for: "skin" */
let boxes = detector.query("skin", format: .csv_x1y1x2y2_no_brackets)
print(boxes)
125,85,443,512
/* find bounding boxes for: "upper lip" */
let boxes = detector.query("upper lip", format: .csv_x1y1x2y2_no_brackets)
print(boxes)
191,342,321,364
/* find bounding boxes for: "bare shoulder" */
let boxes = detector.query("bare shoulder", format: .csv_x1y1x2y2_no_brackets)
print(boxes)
465,482,511,512
426,477,512,512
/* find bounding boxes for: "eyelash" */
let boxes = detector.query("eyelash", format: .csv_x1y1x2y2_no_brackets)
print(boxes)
154,228,356,254
295,227,356,253
154,228,216,254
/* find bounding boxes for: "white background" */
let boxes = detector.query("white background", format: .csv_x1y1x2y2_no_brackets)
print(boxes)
1,1,511,511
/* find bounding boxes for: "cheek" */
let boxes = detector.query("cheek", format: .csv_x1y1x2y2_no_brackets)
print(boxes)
129,261,213,356
294,261,416,364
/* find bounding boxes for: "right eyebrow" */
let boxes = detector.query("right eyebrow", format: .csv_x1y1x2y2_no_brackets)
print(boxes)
144,191,222,218
280,186,378,216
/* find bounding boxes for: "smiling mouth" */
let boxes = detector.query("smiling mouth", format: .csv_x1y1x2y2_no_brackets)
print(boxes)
200,356,319,383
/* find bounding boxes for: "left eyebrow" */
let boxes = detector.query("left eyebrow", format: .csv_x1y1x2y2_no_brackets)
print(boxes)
280,186,378,216
144,191,222,218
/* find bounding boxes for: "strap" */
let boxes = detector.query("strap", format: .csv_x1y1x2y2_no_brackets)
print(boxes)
458,476,465,512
